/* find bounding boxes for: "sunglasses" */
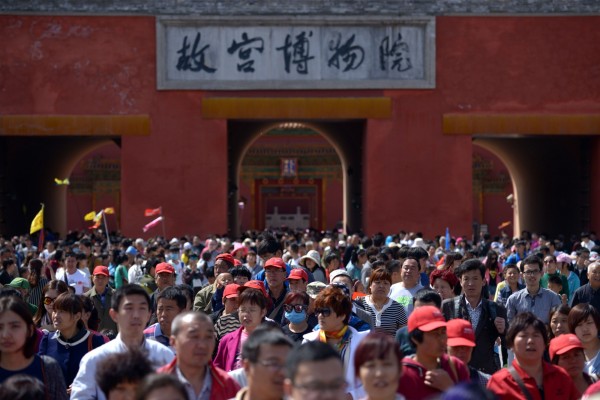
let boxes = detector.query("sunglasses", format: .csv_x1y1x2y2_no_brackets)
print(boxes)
284,304,307,313
43,297,57,305
315,307,332,317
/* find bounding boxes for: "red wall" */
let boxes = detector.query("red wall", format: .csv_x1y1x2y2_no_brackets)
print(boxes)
2,15,600,238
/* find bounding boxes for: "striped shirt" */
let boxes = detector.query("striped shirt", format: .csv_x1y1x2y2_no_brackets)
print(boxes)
358,296,407,337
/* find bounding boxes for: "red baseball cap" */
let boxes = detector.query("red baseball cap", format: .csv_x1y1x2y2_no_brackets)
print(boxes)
549,334,584,360
264,257,286,269
446,319,476,347
407,306,446,333
286,268,308,282
216,253,235,266
155,262,175,275
238,280,268,298
223,283,241,299
93,265,109,277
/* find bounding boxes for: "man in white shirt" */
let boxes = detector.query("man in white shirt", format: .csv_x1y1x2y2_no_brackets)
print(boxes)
71,284,174,400
389,256,424,317
55,252,90,294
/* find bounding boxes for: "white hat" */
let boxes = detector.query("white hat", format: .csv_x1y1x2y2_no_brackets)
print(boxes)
169,237,179,245
183,242,192,250
299,250,321,267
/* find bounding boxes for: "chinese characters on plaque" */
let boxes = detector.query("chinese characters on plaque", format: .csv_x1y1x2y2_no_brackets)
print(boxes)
158,18,435,89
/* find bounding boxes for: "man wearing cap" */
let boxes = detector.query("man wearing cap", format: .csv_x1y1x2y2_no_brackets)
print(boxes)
442,259,507,374
398,305,469,400
56,252,91,294
571,262,600,311
446,319,491,387
193,253,234,313
85,265,118,333
150,262,176,318
264,257,289,322
286,268,308,293
7,277,38,316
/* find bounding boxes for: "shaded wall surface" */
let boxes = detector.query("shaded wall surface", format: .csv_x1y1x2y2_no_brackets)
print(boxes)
1,15,599,238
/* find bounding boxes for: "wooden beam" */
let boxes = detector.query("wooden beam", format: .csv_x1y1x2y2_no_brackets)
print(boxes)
0,115,150,136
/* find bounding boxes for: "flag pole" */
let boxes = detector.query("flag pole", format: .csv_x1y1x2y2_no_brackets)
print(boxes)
160,206,166,239
103,211,111,248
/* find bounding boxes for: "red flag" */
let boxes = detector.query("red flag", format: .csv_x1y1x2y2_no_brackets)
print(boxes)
144,208,161,217
143,216,163,232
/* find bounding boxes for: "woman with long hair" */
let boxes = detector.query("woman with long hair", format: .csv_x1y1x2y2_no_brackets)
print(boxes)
38,293,105,388
0,296,67,399
26,259,49,309
569,303,600,375
483,250,503,298
548,304,571,339
32,280,69,332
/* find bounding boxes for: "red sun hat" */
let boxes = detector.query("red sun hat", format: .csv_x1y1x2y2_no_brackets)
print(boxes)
155,262,175,275
238,280,268,298
93,265,110,277
549,334,584,360
286,268,308,282
264,257,286,269
223,283,241,299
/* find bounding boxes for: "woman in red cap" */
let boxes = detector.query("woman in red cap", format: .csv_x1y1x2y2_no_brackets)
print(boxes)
550,334,597,394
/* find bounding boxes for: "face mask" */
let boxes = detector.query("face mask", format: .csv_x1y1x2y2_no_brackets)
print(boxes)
285,310,306,324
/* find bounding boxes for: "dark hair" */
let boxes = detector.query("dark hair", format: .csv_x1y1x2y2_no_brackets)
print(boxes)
429,268,459,289
2,259,15,270
568,303,600,333
231,266,252,281
135,373,188,400
408,328,425,346
412,288,442,308
506,312,548,349
323,252,339,267
368,268,392,288
283,290,309,306
79,295,100,331
521,255,543,272
443,252,463,269
0,374,45,400
33,280,69,326
27,259,44,288
385,260,401,274
111,284,151,312
96,349,154,396
354,331,403,377
238,288,268,310
285,341,342,383
351,248,367,265
455,259,486,279
503,263,519,273
257,234,282,257
314,286,353,325
408,246,428,260
156,287,187,311
547,275,563,287
241,329,293,363
0,297,37,358
175,284,194,308
53,293,85,330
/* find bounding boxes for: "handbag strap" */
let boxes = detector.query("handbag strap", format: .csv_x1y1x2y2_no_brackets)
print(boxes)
508,365,534,400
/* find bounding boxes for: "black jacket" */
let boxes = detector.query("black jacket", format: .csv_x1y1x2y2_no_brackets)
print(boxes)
441,295,507,375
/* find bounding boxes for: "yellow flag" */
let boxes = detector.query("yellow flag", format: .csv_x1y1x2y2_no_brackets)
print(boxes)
93,210,104,222
54,178,70,185
104,207,115,214
30,205,44,234
84,211,96,221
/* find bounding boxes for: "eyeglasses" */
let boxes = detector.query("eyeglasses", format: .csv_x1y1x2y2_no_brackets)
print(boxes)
256,359,285,371
284,304,308,313
314,307,332,317
523,270,541,276
43,297,57,305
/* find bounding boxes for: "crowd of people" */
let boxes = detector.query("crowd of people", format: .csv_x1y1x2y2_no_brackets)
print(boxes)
0,228,599,399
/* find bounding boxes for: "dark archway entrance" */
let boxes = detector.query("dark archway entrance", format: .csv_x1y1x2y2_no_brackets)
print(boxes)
228,120,365,237
474,136,592,238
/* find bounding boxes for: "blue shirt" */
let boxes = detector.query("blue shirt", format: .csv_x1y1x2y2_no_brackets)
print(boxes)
506,287,561,324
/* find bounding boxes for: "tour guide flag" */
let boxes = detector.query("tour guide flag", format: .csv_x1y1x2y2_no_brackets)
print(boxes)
84,211,96,221
30,204,44,234
145,207,161,217
143,216,163,232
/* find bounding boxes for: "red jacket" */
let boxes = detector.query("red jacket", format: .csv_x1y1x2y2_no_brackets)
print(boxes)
398,354,470,400
158,358,240,400
487,360,580,400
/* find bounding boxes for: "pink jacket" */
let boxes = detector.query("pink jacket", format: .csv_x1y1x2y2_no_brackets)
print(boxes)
213,326,243,372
